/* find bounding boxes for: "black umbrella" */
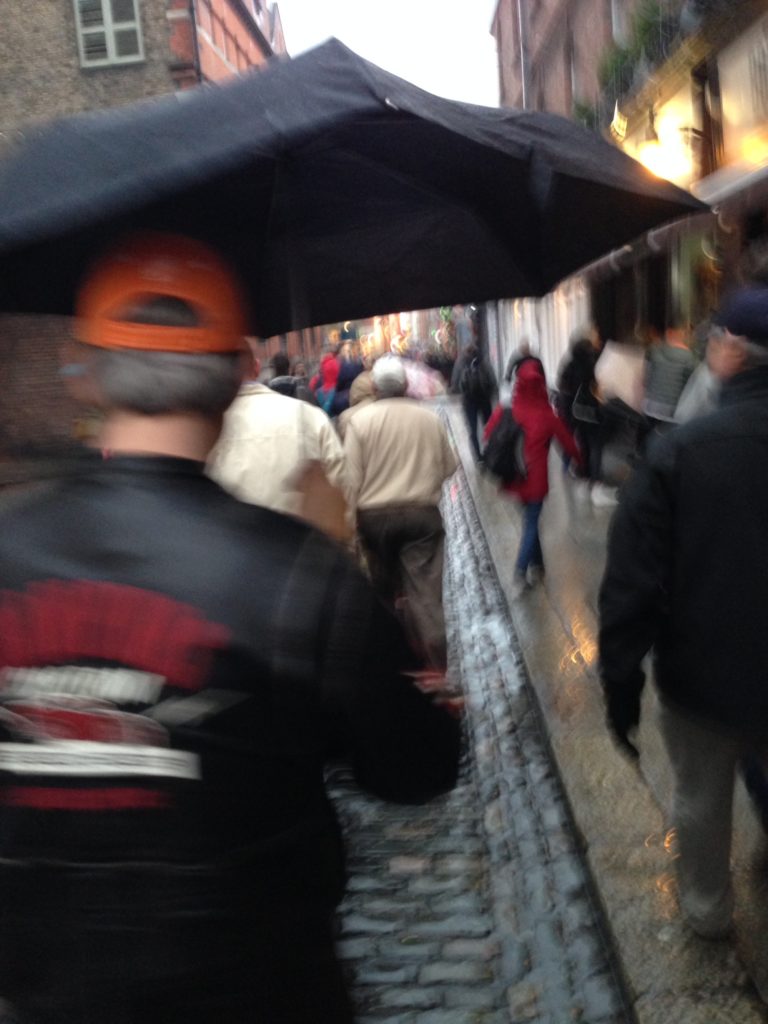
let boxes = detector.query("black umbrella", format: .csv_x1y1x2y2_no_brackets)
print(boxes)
0,38,707,338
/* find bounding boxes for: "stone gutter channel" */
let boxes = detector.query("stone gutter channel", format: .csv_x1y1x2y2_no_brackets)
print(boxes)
438,402,767,1024
334,399,768,1024
332,453,633,1023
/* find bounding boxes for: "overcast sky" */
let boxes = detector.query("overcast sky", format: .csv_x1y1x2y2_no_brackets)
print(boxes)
276,0,500,107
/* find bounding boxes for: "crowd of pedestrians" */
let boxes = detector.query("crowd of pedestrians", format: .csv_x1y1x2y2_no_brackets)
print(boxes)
472,291,768,947
3,227,768,1019
175,272,768,982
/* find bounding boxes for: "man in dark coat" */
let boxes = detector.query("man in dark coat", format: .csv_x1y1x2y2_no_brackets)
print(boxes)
0,232,461,1022
599,285,768,939
451,343,497,462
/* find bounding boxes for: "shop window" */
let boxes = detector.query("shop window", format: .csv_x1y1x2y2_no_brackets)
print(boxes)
74,0,144,67
693,60,723,179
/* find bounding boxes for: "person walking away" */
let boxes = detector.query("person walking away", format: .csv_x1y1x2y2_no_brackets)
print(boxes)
504,338,544,383
268,350,290,380
208,344,353,544
265,352,318,405
344,355,458,672
599,285,768,940
336,368,375,441
312,343,340,414
0,232,461,1023
673,319,768,829
485,360,581,592
673,324,726,423
452,342,497,462
642,324,696,427
555,326,602,481
331,341,365,417
589,338,649,503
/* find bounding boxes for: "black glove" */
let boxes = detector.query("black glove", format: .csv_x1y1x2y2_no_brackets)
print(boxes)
603,680,642,760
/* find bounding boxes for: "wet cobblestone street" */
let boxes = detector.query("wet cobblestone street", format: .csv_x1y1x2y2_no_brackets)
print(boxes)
331,460,633,1023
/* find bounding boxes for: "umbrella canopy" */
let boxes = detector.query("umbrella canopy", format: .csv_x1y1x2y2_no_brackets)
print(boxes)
0,38,707,338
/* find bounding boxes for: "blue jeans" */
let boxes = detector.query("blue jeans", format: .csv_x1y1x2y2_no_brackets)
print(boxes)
516,501,544,575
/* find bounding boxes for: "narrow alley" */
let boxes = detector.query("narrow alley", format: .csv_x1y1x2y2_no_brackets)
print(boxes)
334,400,768,1024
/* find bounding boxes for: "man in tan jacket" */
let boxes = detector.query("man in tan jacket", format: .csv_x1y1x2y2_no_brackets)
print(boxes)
344,355,458,670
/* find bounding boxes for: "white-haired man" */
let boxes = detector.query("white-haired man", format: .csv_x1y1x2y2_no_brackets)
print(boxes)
0,234,460,1023
344,355,458,671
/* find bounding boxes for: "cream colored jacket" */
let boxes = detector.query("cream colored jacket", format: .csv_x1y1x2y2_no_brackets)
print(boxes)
208,382,350,517
344,397,458,511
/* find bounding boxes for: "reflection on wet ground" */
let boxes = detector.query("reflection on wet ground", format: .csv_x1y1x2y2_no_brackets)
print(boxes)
444,398,768,1023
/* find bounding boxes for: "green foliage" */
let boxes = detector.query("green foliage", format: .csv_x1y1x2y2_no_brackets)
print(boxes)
572,100,601,132
598,46,634,92
598,0,680,99
633,0,664,56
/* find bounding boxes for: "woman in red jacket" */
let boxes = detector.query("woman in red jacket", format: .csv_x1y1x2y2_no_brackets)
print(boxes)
484,360,581,588
312,346,341,414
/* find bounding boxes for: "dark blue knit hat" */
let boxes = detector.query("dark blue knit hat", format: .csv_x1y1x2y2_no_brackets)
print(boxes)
715,286,768,344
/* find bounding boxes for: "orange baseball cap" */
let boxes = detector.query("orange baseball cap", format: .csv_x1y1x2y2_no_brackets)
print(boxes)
75,232,249,353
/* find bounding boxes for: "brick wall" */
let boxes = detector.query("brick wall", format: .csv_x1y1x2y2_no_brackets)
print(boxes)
194,0,272,82
0,1,176,140
0,0,307,459
0,316,81,461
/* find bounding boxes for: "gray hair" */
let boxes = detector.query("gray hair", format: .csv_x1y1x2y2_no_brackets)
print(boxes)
372,355,408,399
91,348,242,416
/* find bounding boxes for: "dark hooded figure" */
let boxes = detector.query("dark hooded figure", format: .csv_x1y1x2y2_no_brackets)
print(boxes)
555,328,602,478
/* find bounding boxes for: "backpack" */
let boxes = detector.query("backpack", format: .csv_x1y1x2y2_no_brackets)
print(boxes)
460,357,488,401
483,408,527,484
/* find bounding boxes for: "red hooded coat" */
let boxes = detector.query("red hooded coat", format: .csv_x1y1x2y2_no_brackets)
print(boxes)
484,360,581,502
319,351,340,390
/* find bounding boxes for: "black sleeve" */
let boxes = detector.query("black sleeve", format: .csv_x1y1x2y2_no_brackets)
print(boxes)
598,435,676,709
320,558,462,804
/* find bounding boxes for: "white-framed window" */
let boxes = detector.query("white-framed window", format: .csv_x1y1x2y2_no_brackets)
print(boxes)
74,0,144,67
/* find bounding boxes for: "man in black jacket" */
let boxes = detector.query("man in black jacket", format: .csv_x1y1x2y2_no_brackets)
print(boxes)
0,232,461,1022
451,343,497,462
599,285,768,940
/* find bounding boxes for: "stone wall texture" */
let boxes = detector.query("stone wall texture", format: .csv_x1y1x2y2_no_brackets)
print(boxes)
0,0,176,142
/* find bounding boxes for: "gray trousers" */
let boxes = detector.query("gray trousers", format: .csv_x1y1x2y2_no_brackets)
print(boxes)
357,505,447,670
658,701,759,936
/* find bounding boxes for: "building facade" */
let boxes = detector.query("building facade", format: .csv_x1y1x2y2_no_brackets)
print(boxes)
486,0,768,387
0,2,335,460
0,0,286,144
491,0,645,116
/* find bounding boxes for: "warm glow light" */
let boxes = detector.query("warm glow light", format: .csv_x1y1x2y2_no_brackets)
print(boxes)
636,138,692,183
627,103,695,185
741,130,768,166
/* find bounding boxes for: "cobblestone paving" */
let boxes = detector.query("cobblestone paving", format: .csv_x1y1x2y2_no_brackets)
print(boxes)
330,463,634,1023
